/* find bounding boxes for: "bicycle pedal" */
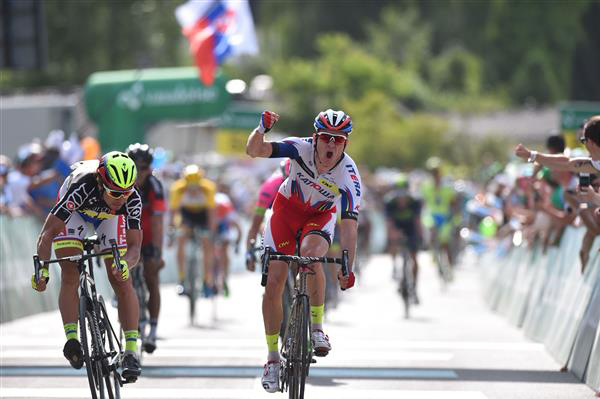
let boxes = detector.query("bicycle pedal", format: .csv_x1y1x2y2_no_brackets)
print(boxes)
313,349,329,357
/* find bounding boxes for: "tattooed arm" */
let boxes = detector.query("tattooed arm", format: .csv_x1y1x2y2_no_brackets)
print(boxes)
514,144,598,173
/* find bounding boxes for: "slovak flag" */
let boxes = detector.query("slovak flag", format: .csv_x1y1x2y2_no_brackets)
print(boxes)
176,0,259,86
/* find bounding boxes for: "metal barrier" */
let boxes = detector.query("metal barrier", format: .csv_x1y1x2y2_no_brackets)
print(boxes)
481,227,600,392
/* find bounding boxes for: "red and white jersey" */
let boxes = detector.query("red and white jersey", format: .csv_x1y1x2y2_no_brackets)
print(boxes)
270,137,362,220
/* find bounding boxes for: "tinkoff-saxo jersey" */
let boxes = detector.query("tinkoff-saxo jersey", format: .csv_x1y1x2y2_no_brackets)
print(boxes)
51,160,142,229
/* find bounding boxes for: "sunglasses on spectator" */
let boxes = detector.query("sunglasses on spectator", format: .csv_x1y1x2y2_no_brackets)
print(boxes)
580,136,588,144
103,184,134,199
316,133,347,145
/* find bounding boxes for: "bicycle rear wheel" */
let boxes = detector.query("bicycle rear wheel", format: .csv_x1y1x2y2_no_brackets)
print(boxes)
79,296,105,399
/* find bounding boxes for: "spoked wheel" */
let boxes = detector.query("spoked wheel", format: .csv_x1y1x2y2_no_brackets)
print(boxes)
98,296,122,399
79,296,105,399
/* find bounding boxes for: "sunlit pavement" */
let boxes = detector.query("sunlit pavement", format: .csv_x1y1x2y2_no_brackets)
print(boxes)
1,252,595,399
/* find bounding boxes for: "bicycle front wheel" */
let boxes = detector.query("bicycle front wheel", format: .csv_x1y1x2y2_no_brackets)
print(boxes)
288,295,310,399
79,296,104,399
98,296,121,399
187,242,199,325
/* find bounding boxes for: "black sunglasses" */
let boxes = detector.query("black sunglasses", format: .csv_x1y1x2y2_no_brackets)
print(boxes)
580,136,588,144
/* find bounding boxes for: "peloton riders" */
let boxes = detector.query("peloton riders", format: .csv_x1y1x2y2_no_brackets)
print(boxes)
32,151,143,380
246,109,360,393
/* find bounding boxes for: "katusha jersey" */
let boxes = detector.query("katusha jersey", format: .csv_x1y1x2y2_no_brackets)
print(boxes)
51,160,142,229
270,137,362,220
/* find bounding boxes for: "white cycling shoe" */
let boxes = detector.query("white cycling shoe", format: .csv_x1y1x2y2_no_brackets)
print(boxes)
311,329,331,357
261,361,280,393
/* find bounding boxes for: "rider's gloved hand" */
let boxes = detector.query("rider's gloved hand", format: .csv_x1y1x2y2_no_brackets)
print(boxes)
31,267,49,292
256,111,279,134
111,259,129,281
338,271,356,290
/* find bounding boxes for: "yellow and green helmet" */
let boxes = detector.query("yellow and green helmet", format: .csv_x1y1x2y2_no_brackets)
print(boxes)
97,151,137,191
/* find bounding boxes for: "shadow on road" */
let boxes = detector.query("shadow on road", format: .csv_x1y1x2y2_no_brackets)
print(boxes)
0,365,582,384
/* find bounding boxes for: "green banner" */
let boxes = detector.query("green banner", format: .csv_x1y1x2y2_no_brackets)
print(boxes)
84,67,230,151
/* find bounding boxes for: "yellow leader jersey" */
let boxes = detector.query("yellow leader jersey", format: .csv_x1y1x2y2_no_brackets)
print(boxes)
169,178,216,212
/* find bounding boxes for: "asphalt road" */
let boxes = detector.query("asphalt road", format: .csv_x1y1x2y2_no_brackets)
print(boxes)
0,251,595,399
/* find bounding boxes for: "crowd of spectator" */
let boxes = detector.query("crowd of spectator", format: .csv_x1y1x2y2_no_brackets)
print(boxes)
0,131,91,220
465,115,600,273
4,117,600,274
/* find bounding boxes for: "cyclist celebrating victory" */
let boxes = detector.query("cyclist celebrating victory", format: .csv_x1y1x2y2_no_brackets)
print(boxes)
246,109,360,393
32,151,143,379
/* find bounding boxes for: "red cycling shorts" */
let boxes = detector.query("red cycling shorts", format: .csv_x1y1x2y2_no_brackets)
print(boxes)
263,195,336,255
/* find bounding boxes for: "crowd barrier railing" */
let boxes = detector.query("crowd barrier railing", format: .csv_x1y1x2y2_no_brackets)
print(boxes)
481,226,600,393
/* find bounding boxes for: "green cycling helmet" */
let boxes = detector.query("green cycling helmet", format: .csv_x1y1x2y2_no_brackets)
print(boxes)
97,151,137,191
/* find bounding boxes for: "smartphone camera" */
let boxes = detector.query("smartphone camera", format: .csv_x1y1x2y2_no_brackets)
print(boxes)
579,173,591,188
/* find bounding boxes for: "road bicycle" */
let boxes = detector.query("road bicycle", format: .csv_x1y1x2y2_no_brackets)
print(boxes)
34,236,134,399
261,244,349,399
394,239,416,319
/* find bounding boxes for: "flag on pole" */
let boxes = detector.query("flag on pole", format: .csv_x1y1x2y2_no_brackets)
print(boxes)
176,0,259,86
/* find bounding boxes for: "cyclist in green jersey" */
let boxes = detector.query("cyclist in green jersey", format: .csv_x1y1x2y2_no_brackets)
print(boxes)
420,157,458,267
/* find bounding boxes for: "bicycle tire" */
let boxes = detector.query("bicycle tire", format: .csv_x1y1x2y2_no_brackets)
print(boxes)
286,299,301,399
98,296,121,399
79,296,103,399
280,298,297,398
287,295,310,398
298,295,310,398
187,244,198,325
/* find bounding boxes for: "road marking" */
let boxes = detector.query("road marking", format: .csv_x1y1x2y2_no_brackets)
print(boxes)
0,387,487,399
0,365,457,379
